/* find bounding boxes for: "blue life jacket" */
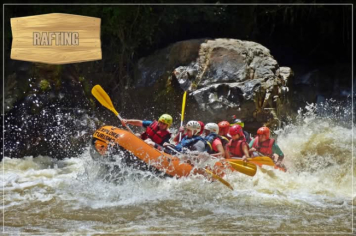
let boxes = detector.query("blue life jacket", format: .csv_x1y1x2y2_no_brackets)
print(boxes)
175,135,207,153
204,133,224,154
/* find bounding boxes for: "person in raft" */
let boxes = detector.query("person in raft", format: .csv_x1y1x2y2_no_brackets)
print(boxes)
121,114,173,148
173,121,205,144
203,123,226,158
168,121,207,153
218,120,231,146
249,126,286,169
230,116,252,143
225,125,251,161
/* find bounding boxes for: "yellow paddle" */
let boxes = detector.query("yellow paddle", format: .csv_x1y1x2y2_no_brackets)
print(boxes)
91,85,234,190
205,169,233,190
91,85,134,133
179,91,187,141
248,156,275,166
253,151,287,172
226,160,257,177
228,156,274,167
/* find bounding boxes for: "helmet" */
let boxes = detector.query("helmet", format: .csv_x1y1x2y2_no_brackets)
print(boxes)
232,118,244,128
158,114,173,127
229,124,244,137
257,127,270,139
218,121,230,128
186,120,201,136
204,123,219,134
218,121,230,134
198,121,205,135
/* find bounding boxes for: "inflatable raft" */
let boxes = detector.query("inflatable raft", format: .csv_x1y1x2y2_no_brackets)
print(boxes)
90,126,231,178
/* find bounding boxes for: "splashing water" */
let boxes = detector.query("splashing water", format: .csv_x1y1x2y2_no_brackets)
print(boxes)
1,100,354,234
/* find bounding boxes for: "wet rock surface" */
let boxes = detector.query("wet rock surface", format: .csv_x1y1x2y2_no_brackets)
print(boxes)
134,38,293,131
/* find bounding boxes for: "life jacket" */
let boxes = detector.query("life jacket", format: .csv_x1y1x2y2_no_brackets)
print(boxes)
175,135,208,152
243,131,252,144
226,138,246,158
204,133,224,154
175,134,187,145
252,137,275,157
220,135,230,148
141,121,171,145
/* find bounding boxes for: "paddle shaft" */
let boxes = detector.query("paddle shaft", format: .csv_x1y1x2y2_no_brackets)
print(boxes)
117,113,134,134
179,91,187,142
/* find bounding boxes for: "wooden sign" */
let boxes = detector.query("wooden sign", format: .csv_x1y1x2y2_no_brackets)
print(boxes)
11,13,101,64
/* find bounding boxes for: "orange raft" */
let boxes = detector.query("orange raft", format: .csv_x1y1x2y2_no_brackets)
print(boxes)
90,126,230,178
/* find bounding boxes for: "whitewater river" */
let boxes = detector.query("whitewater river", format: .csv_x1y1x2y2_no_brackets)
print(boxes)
2,103,354,235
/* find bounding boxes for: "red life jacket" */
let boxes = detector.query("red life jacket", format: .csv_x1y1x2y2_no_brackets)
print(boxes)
227,138,246,158
141,121,171,145
252,137,275,157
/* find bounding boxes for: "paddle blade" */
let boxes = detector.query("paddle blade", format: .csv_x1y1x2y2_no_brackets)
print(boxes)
227,160,257,177
247,156,275,166
91,85,119,116
205,169,234,190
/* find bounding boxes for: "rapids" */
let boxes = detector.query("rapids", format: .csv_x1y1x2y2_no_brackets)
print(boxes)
2,101,354,234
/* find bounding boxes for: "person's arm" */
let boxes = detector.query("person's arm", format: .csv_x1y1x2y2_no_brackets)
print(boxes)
173,133,180,144
248,138,256,153
211,139,225,158
158,134,172,147
212,144,225,158
241,142,250,161
121,119,144,127
225,149,231,159
272,142,284,163
272,143,284,156
173,126,185,144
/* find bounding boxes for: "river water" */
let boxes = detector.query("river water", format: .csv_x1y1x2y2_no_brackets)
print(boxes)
2,102,354,235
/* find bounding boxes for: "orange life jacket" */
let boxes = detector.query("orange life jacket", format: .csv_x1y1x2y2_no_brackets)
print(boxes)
141,121,171,145
252,137,275,157
227,138,246,158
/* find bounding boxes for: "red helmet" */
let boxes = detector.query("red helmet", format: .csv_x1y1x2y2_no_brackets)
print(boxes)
229,124,244,137
198,121,205,135
257,127,270,139
218,121,230,134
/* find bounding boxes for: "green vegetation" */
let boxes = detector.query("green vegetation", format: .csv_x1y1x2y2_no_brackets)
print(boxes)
39,79,50,91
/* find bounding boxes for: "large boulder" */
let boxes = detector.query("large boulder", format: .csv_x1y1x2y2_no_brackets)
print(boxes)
132,38,293,132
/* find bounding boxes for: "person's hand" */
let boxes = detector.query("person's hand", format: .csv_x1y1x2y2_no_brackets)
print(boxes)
242,155,248,162
121,119,127,127
249,147,256,152
179,126,185,133
144,139,155,147
163,142,171,147
272,153,279,162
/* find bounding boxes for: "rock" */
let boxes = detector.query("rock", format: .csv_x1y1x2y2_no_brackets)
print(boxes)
135,39,206,87
133,38,293,131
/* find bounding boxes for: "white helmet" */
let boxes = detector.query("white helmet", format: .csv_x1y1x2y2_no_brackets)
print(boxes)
204,123,219,134
186,120,201,136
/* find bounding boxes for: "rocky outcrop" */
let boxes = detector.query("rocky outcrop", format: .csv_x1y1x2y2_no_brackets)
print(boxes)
133,38,293,131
